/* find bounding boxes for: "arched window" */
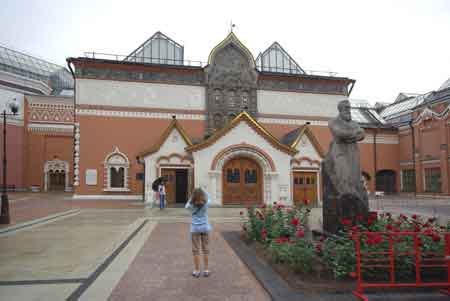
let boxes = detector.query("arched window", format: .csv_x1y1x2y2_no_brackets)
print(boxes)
213,89,222,105
242,91,249,108
213,113,223,129
104,147,130,191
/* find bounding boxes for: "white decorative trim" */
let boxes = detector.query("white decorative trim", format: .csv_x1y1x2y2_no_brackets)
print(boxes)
72,194,143,200
104,146,130,190
28,123,74,133
421,159,441,164
74,123,80,186
76,109,206,120
44,159,70,192
413,104,450,125
400,161,414,166
257,117,328,126
103,188,131,192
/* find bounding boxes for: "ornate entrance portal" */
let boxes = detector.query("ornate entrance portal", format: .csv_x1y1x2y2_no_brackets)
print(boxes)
222,157,262,205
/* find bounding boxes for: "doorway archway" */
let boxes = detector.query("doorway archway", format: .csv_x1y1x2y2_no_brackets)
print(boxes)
44,159,69,192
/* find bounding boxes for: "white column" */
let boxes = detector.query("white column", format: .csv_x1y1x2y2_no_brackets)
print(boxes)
44,171,48,192
208,170,221,206
65,172,70,192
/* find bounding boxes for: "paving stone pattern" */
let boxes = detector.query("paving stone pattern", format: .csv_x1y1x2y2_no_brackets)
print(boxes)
109,223,270,301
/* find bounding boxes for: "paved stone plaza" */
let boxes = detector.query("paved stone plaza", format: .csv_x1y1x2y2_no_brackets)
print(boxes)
0,193,448,300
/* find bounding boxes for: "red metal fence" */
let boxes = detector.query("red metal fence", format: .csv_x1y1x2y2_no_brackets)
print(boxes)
352,231,450,301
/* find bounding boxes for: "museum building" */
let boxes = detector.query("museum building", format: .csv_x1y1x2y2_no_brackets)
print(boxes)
66,31,400,206
4,31,448,204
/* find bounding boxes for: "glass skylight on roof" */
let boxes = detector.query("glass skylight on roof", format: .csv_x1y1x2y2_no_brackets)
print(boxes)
0,45,73,92
256,42,305,74
380,94,425,119
125,32,184,65
351,108,372,124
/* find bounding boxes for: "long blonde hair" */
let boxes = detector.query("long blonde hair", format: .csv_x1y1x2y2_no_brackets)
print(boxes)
191,188,207,208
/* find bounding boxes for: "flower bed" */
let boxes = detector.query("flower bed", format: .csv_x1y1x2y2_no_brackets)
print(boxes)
241,203,449,282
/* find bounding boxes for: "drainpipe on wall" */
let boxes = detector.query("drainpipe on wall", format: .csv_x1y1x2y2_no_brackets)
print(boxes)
410,120,416,197
67,59,76,190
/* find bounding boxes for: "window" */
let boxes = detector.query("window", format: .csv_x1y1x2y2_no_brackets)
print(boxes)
425,168,441,193
226,168,240,183
245,169,257,184
104,147,129,191
110,167,125,188
401,169,415,192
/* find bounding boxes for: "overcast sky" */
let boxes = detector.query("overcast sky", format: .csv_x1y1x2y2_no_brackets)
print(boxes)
1,0,449,103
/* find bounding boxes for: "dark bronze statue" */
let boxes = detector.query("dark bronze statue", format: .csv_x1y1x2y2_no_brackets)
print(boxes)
322,100,369,234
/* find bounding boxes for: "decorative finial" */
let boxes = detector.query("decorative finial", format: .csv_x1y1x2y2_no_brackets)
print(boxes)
230,21,236,33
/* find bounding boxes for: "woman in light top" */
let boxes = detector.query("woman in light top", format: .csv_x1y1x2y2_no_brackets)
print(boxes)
185,187,212,277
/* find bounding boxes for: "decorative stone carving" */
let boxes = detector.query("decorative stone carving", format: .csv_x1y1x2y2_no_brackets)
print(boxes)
205,34,258,134
73,123,80,186
322,100,369,234
44,159,70,192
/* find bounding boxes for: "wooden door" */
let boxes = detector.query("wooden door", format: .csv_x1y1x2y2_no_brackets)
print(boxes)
223,157,262,205
293,172,317,206
161,169,176,204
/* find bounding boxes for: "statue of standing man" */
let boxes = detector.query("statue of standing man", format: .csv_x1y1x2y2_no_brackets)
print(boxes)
322,100,369,234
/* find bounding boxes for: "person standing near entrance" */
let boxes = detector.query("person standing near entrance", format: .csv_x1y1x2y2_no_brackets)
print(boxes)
158,179,166,209
185,187,212,278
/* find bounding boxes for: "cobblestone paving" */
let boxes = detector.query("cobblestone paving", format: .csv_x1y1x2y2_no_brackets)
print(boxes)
109,222,270,301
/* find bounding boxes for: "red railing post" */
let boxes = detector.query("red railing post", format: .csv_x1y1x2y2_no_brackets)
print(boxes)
352,233,369,301
389,233,395,283
414,233,422,285
442,233,450,296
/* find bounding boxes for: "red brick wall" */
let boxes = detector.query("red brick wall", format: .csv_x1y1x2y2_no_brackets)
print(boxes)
0,123,25,189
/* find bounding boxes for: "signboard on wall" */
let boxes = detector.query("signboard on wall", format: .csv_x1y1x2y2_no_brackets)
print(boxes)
86,169,97,185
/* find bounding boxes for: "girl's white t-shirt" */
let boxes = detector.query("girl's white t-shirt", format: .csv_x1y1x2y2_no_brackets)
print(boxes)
158,184,166,195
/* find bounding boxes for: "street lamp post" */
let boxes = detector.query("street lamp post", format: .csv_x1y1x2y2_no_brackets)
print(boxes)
0,98,20,224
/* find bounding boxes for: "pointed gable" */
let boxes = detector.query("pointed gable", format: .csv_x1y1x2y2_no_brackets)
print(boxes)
283,125,325,158
207,32,256,68
125,31,184,65
138,118,192,157
256,42,305,74
186,111,297,155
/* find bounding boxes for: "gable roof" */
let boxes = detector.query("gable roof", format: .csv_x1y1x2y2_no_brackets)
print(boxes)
256,42,305,74
186,111,297,155
125,31,184,65
282,125,325,158
138,118,192,158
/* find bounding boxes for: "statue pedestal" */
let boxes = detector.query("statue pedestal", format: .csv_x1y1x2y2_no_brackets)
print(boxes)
322,163,368,234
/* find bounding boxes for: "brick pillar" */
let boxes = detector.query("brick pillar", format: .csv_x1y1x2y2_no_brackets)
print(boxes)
439,119,449,194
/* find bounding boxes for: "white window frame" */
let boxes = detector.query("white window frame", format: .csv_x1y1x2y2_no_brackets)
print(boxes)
103,146,130,192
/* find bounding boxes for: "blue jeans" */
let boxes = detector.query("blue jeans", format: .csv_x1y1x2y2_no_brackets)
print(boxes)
159,194,165,209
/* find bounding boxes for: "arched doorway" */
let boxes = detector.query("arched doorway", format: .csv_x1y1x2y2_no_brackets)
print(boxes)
222,157,262,205
376,170,396,194
44,159,69,192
